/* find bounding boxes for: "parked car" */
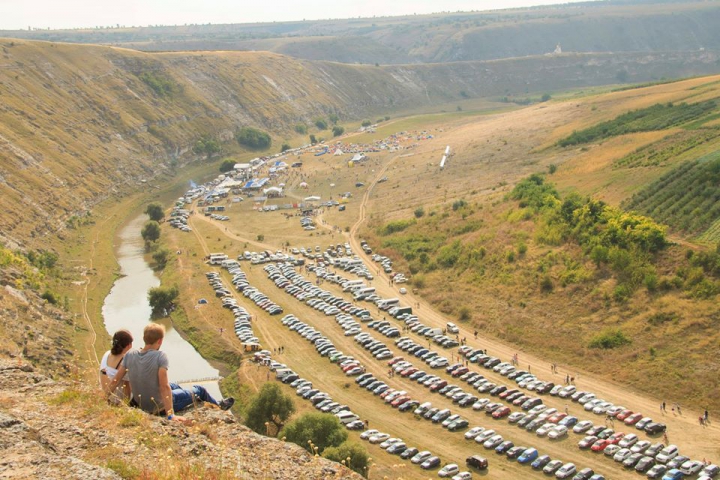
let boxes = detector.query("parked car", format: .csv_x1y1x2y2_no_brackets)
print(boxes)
438,463,459,477
555,463,577,479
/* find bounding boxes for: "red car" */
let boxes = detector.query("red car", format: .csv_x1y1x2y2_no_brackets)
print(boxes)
400,367,418,377
341,363,360,372
391,396,411,408
624,413,643,426
548,412,567,424
380,389,396,399
430,380,448,392
452,367,470,378
591,439,611,452
512,395,529,406
499,389,519,399
607,432,625,445
388,357,404,366
616,410,634,421
492,406,512,419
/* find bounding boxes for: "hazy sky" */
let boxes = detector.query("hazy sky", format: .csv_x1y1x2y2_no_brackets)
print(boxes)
0,0,597,30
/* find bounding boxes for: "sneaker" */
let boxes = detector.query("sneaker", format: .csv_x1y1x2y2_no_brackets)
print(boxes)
219,397,235,411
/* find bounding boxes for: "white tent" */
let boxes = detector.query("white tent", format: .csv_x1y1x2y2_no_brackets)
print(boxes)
263,186,283,196
299,182,309,189
334,149,344,156
304,196,321,202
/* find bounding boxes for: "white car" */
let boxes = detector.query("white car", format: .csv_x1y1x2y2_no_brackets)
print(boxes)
438,464,460,477
655,445,679,464
680,460,704,476
451,472,473,480
411,450,432,464
583,399,603,411
465,426,486,440
368,432,390,444
618,433,638,448
446,322,460,334
379,437,402,449
548,425,568,439
555,463,576,479
558,386,576,398
474,429,496,443
613,448,632,463
430,357,449,368
359,429,379,440
573,420,594,434
592,402,614,415
536,423,556,437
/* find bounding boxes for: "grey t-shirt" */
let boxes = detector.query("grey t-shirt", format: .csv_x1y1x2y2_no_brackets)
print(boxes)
121,348,169,414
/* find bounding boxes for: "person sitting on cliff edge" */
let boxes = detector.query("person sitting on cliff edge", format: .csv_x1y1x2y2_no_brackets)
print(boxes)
105,323,234,423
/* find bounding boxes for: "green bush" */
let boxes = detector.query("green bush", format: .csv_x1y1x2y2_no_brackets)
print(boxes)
138,71,178,97
458,306,472,322
378,219,416,236
141,221,161,243
361,120,372,127
193,135,222,158
147,285,179,315
332,125,345,137
322,442,369,477
236,127,271,150
280,412,347,453
245,383,295,436
414,207,425,218
219,159,236,173
588,328,631,349
314,118,328,130
281,142,291,152
294,124,307,134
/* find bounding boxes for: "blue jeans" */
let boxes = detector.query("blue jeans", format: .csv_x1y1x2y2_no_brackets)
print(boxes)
170,383,219,412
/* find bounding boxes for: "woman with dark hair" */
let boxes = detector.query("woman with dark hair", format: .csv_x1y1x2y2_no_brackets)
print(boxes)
100,329,133,401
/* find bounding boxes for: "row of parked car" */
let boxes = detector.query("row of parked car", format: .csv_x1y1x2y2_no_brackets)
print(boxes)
273,313,367,430
168,207,192,232
205,270,262,349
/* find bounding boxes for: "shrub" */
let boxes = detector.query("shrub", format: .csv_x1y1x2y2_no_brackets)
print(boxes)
517,242,528,256
147,285,179,316
540,274,554,292
588,328,631,349
41,290,59,304
245,383,295,436
193,135,222,158
314,118,328,130
332,125,345,137
323,442,370,477
548,163,557,174
378,219,415,236
236,127,271,150
152,248,170,270
281,142,291,152
361,120,372,127
458,306,472,322
138,71,177,97
219,159,236,173
145,203,164,222
414,207,425,218
280,412,347,453
294,124,307,134
141,221,161,243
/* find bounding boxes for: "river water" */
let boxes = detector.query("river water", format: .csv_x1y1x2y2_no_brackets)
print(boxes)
101,213,221,398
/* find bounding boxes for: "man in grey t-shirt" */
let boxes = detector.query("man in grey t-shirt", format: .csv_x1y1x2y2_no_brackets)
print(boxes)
121,348,169,413
106,323,234,420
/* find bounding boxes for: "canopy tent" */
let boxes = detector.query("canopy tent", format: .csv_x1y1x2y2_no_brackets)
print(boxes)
333,149,344,156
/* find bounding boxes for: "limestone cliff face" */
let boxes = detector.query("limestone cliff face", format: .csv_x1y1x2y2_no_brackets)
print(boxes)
1,38,719,247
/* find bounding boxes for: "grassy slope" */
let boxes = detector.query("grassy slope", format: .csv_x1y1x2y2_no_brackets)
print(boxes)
355,75,720,412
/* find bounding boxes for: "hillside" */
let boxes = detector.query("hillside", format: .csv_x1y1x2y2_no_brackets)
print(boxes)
3,38,719,250
4,1,720,64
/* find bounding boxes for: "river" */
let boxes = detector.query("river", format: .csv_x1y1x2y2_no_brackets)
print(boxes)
101,213,221,398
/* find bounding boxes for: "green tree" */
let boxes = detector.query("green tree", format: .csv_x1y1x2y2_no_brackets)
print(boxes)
414,207,425,218
332,125,345,137
145,203,164,222
152,248,170,270
141,221,161,243
541,93,552,102
193,135,222,159
294,124,307,134
361,120,372,127
323,442,370,477
309,134,317,145
219,159,236,173
281,142,292,152
236,127,272,150
314,118,328,130
280,412,347,453
328,113,339,125
147,285,179,316
245,383,296,436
